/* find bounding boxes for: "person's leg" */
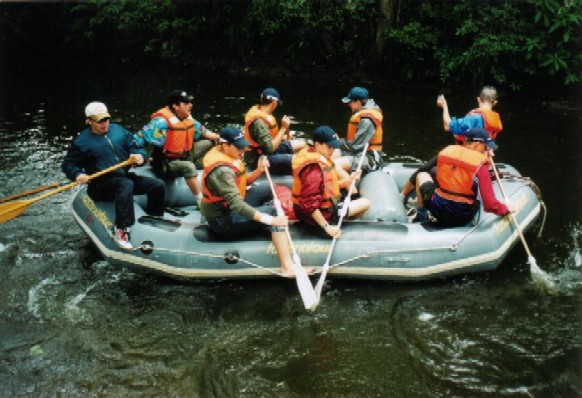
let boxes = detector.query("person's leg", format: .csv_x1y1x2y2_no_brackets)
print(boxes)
347,197,370,219
191,139,215,169
271,230,295,277
244,182,273,207
130,174,166,217
88,176,133,228
290,139,307,153
165,160,200,197
415,172,434,208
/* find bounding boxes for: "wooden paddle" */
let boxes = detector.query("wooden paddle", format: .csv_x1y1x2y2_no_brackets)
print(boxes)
0,182,61,204
310,143,369,311
489,157,554,288
0,159,133,224
263,163,317,310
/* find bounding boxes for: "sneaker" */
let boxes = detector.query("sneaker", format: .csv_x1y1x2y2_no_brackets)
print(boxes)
406,207,418,223
112,227,133,250
408,207,437,223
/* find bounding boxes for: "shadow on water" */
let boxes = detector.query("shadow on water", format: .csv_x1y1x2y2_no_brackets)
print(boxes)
0,67,581,397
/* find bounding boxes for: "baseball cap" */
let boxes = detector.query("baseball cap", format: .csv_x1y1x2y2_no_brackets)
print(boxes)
261,87,283,105
85,102,111,121
466,128,498,150
342,86,369,103
167,90,194,104
312,125,342,148
219,126,250,149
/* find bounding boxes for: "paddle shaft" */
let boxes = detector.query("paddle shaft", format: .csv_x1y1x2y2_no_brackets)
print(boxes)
314,143,369,303
0,182,60,203
490,158,535,258
28,159,134,205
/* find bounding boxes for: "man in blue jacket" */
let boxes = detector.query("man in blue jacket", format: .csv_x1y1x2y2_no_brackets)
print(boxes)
62,102,166,250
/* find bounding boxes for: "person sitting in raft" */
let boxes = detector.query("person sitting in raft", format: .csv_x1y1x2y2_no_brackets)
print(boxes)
334,86,384,173
62,102,166,250
401,86,503,204
200,126,311,278
134,90,219,203
409,128,510,226
438,85,503,144
243,87,306,175
292,126,370,237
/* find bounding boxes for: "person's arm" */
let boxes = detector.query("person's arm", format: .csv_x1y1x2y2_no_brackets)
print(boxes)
251,119,286,153
206,167,257,219
194,119,219,141
61,140,86,181
134,117,168,147
448,114,484,136
296,165,326,216
476,165,509,216
437,95,451,131
341,118,375,153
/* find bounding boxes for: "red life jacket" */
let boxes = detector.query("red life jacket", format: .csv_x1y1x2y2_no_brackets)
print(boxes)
467,108,503,140
151,107,195,159
346,108,383,151
436,145,487,205
202,147,247,206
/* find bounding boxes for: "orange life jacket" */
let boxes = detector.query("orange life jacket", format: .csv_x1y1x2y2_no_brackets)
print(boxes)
151,107,195,159
467,108,503,140
436,145,487,205
291,148,340,209
244,105,279,154
346,108,383,151
201,147,247,206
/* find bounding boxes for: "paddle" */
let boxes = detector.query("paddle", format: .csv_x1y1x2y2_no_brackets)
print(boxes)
489,157,554,288
0,159,133,224
0,182,61,204
310,143,369,311
263,162,317,310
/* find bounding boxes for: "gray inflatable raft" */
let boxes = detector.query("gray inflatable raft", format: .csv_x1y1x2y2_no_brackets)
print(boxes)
70,163,543,280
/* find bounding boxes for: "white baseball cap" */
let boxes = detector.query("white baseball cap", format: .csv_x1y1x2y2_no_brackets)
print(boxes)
85,101,111,121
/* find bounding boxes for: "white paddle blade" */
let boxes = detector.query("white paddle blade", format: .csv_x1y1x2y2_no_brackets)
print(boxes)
293,263,317,310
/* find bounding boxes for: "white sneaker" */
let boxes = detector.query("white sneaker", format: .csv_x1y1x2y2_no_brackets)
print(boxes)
113,227,133,250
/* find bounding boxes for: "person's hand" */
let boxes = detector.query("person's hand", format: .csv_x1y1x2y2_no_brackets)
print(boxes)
76,174,89,184
257,156,270,173
436,94,447,109
324,224,341,238
272,215,289,227
281,115,291,130
130,154,144,165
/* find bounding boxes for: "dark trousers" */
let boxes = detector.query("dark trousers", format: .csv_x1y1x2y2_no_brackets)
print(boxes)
88,173,165,229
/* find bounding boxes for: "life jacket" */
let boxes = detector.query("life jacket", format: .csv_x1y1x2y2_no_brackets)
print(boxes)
291,148,340,209
244,105,279,154
435,145,487,205
467,108,503,140
151,107,195,159
346,108,383,151
201,147,247,206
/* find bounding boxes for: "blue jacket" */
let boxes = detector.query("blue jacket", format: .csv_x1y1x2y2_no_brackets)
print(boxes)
62,123,145,181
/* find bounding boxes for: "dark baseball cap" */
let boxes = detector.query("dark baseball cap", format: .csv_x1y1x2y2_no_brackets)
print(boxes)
219,126,250,149
466,127,498,150
312,125,342,148
342,86,369,103
167,90,194,104
261,87,283,105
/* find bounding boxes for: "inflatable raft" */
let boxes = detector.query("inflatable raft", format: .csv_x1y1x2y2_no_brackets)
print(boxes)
70,163,544,281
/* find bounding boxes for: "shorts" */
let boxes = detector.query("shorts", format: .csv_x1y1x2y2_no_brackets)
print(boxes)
418,181,436,205
165,159,198,179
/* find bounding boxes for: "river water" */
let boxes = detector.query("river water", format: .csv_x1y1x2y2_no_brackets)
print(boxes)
0,66,581,397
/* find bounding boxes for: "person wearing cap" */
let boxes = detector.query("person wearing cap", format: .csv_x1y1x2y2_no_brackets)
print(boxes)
400,86,503,206
336,86,384,173
409,128,510,226
62,102,166,250
292,126,370,237
134,90,219,202
243,87,306,175
437,85,503,144
201,126,306,277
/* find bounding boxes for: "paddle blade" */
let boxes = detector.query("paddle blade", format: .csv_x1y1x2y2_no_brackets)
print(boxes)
293,262,317,310
0,200,30,223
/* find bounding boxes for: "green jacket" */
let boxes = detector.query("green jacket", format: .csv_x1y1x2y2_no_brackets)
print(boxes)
200,166,256,221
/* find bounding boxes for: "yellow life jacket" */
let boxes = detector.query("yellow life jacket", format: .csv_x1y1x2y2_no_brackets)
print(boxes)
244,105,278,154
202,147,247,206
436,145,487,205
346,108,383,151
291,148,340,209
151,107,195,159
